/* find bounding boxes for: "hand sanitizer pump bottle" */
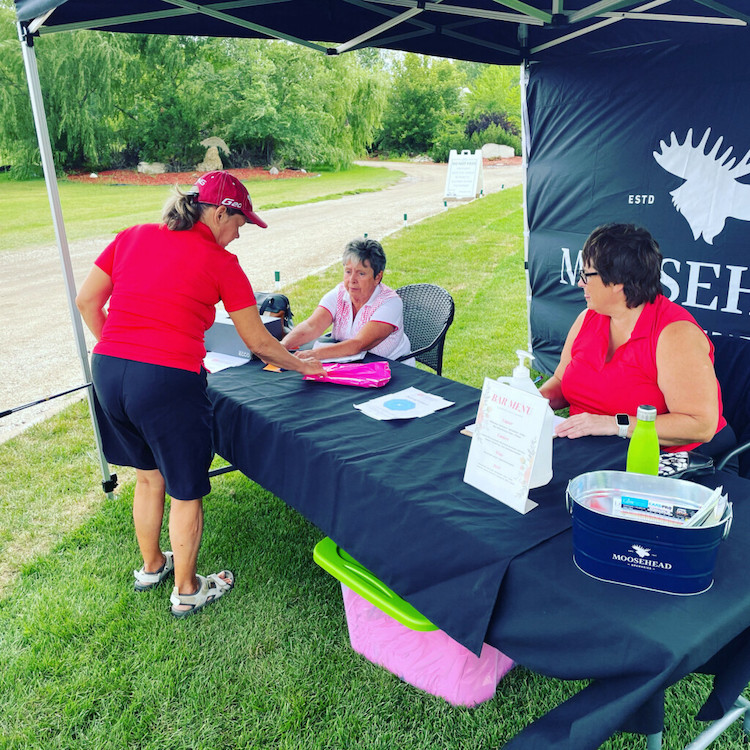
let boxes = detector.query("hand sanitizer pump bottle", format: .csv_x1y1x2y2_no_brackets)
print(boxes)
498,350,554,488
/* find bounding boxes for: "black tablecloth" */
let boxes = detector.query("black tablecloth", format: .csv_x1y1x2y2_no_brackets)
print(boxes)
208,359,750,749
208,359,605,654
490,436,750,748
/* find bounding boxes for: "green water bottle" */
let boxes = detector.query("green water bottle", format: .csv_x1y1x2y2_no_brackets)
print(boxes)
626,405,659,475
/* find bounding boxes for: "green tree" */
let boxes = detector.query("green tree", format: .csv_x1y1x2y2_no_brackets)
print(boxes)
0,4,35,176
316,51,387,169
0,6,129,176
463,64,521,121
0,11,387,177
376,54,462,155
218,40,386,170
429,63,523,162
113,35,216,168
453,59,485,86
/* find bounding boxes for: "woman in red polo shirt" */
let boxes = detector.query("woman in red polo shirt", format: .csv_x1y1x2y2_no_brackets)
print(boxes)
76,171,324,617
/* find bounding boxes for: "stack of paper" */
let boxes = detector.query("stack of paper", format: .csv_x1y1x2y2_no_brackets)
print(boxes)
685,485,727,527
607,485,728,528
203,351,250,372
354,387,454,421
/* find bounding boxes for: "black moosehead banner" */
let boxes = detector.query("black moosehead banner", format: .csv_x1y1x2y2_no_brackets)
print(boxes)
526,39,750,374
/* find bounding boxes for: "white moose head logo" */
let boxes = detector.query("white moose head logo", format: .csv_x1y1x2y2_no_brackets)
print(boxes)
631,545,652,558
653,128,750,245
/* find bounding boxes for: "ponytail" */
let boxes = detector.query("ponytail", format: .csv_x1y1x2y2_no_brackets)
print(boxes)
162,186,206,231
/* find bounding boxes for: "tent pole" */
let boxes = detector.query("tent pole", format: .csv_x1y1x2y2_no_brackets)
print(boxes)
17,21,117,499
520,59,533,356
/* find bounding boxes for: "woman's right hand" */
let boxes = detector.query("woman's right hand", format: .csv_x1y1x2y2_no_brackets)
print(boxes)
300,359,326,377
229,305,326,376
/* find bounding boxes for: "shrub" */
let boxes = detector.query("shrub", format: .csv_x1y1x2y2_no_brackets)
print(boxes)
468,123,521,156
428,116,472,163
465,112,521,138
429,118,521,162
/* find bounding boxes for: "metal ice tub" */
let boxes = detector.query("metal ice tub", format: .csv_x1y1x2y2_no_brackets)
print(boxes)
566,471,732,595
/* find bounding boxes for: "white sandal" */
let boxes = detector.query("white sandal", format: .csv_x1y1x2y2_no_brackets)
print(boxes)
134,551,174,592
170,571,235,618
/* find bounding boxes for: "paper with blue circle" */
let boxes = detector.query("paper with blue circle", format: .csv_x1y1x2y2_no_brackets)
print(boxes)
354,387,454,421
383,398,417,411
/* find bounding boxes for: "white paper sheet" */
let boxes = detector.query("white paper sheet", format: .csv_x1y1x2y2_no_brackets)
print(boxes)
354,387,454,421
311,340,366,363
203,351,250,372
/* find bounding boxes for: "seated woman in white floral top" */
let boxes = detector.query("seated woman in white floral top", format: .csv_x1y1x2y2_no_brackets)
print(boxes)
281,237,412,362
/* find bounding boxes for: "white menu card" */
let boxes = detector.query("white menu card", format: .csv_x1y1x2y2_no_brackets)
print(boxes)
463,378,548,514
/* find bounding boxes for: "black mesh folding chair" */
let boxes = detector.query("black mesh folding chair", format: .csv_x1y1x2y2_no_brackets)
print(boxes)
710,334,750,476
395,284,455,376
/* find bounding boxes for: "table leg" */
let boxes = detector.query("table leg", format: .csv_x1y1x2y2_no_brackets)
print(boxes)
684,695,750,749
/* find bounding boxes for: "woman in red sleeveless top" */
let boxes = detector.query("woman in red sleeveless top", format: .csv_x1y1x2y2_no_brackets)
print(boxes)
539,223,731,455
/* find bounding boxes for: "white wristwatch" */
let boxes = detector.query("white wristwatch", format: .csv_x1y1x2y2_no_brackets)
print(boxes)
616,413,630,438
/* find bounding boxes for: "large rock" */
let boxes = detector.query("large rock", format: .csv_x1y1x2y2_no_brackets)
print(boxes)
196,146,224,172
137,161,167,175
482,143,515,159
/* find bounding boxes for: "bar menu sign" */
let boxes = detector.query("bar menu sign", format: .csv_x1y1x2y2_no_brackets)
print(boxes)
463,379,547,514
444,149,484,200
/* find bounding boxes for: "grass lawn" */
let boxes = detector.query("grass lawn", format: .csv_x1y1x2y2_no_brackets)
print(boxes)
0,186,746,749
0,165,401,253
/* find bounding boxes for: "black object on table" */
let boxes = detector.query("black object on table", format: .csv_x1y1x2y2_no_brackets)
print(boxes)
207,358,750,749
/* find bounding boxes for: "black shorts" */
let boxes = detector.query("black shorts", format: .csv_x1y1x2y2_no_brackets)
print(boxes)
92,354,213,500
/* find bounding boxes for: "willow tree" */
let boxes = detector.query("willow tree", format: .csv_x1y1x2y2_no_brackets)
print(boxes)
112,34,218,169
216,40,387,170
0,6,387,177
0,4,129,176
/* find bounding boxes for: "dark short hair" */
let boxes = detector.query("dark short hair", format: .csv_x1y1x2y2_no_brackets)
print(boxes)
342,237,387,278
582,223,663,307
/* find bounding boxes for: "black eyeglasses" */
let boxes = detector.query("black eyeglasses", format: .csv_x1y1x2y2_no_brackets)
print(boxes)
578,269,600,284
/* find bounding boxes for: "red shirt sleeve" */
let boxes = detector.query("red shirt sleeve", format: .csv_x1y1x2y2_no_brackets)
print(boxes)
94,237,117,276
219,253,256,311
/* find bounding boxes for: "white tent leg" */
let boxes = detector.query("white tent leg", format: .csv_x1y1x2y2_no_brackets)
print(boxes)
17,20,117,498
520,58,533,356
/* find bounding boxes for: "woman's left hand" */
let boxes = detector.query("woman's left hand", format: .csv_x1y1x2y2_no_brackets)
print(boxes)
555,412,616,439
294,350,319,362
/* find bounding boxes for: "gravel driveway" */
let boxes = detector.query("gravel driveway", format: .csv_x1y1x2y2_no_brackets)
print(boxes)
1,159,523,443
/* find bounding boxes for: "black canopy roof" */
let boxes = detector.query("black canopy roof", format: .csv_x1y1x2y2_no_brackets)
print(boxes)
13,1,750,65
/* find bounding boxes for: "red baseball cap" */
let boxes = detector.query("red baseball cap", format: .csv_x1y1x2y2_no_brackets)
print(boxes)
193,171,267,228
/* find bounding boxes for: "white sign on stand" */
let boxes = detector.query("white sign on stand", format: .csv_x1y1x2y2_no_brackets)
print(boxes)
444,149,484,200
463,379,549,514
